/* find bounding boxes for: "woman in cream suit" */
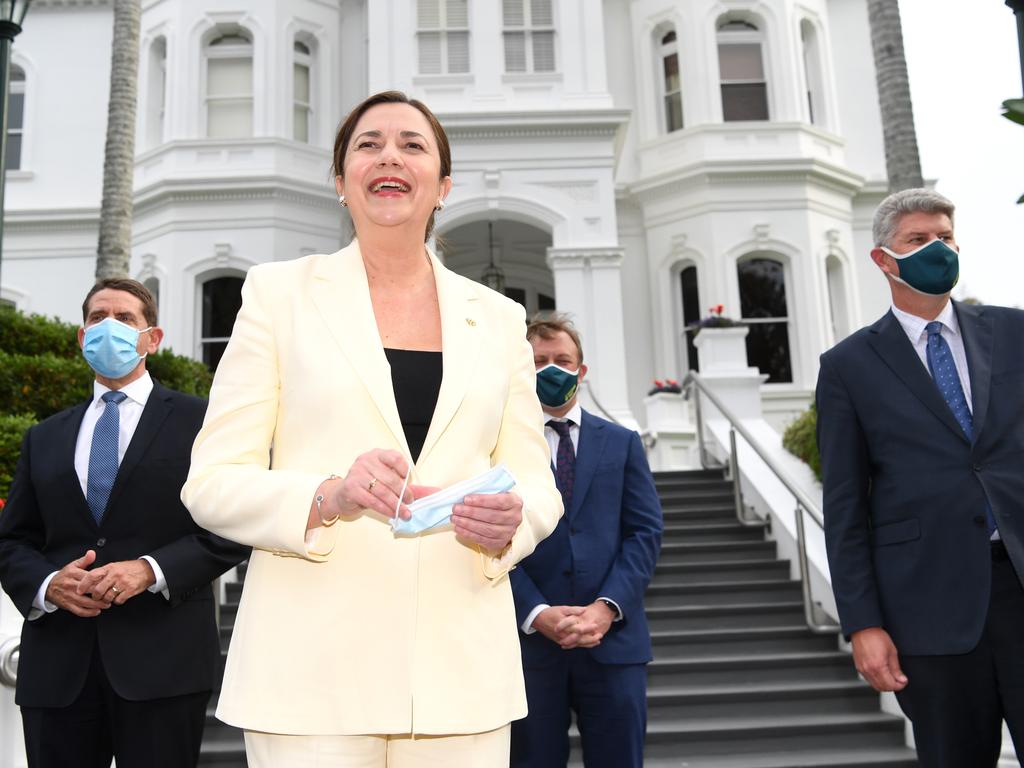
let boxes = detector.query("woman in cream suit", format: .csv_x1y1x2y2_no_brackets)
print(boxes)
181,91,563,767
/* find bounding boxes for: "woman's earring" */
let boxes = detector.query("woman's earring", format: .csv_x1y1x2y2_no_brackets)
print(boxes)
435,199,445,212
338,195,347,207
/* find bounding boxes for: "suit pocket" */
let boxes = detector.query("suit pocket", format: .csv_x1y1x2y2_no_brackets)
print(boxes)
871,518,920,547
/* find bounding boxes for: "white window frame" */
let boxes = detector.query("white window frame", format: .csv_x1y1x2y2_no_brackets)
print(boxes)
502,0,556,74
6,64,25,172
717,19,770,122
203,29,254,139
658,29,683,133
417,0,470,75
736,255,793,384
293,38,313,142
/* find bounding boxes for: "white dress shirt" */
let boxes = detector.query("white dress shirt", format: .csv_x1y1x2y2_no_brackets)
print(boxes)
891,301,973,411
522,402,623,634
31,372,169,619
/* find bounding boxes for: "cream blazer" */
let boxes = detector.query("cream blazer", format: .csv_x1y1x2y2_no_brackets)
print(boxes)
182,241,562,736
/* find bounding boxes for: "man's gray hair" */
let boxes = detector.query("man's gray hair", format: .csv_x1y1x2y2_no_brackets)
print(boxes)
872,188,956,248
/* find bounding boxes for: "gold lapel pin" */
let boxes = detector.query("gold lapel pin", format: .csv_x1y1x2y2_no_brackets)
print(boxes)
466,318,476,327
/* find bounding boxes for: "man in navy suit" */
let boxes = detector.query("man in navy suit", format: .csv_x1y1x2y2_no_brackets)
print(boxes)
510,314,662,768
817,189,1024,766
0,279,249,768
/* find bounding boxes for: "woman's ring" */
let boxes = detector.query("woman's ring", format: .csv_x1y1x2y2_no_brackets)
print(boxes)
368,478,378,493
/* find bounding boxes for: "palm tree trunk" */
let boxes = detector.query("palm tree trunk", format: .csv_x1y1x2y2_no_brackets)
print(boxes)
95,0,141,281
867,0,924,192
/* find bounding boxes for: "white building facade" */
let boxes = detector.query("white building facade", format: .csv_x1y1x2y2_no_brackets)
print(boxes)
1,0,895,434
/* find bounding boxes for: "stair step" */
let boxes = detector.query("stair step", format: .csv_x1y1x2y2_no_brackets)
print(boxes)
658,540,778,564
645,679,880,718
649,625,839,656
649,650,857,686
570,746,918,768
661,521,767,543
645,579,802,607
652,559,791,584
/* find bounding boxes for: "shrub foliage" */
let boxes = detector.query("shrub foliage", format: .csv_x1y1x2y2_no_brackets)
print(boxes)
782,404,821,481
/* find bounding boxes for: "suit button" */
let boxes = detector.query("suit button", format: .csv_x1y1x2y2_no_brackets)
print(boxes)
973,464,983,472
973,516,986,527
96,538,107,547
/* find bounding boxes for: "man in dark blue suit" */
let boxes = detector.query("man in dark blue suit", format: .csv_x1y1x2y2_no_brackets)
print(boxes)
817,189,1024,766
510,315,662,768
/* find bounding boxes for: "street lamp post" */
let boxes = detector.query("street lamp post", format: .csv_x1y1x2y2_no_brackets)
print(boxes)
0,0,30,299
1009,0,1024,93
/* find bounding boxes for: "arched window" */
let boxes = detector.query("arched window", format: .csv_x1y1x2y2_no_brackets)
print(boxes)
503,0,555,73
7,64,25,170
659,30,683,133
800,19,826,127
143,276,161,312
717,19,769,121
679,265,700,371
293,39,313,142
418,0,470,75
146,37,167,148
205,29,253,138
200,276,244,370
737,257,792,382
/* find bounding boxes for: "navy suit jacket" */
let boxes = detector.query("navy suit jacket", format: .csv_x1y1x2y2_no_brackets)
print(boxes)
0,381,250,707
816,301,1024,656
510,409,663,666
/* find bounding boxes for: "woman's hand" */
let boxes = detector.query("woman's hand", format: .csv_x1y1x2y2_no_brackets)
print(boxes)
451,491,523,554
309,449,415,528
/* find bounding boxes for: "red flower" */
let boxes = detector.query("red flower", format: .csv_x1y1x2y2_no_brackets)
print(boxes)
0,498,5,511
653,379,664,388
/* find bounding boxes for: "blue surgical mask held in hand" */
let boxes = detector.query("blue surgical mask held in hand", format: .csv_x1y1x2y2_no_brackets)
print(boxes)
535,363,579,408
82,318,151,379
880,239,959,296
391,463,518,536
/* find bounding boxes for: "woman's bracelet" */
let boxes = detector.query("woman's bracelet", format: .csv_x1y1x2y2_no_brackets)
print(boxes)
315,474,341,527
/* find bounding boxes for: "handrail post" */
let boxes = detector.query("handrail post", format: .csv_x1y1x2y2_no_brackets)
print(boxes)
691,381,709,469
794,503,835,634
728,427,758,527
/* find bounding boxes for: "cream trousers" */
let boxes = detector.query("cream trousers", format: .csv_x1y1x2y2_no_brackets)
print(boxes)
244,725,511,768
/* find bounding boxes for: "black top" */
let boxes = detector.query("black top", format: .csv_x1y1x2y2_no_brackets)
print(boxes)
384,348,443,463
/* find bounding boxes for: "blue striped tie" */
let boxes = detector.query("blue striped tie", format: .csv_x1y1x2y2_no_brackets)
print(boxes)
925,322,996,535
87,391,127,525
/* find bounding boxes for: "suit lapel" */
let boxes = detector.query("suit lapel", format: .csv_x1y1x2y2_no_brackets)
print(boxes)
866,310,969,443
308,242,410,458
955,301,993,441
103,383,172,523
570,410,608,518
417,251,482,466
61,400,96,527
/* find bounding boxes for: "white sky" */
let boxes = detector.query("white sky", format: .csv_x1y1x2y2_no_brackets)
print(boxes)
900,0,1024,308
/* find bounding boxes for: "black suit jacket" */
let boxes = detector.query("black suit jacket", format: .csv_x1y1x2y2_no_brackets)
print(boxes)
0,381,249,707
510,409,663,666
816,301,1024,656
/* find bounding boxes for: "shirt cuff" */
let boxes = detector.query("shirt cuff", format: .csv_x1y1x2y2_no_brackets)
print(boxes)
598,596,623,622
29,571,60,620
140,556,169,600
522,603,550,634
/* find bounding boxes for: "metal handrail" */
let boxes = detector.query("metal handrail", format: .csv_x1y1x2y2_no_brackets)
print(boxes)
0,635,18,688
682,372,838,634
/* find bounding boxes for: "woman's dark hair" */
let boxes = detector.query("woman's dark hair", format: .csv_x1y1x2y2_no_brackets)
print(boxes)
332,91,451,242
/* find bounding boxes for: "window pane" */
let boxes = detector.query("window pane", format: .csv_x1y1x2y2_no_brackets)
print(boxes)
418,0,440,28
202,341,230,372
721,83,769,121
294,106,309,142
446,0,468,27
10,65,24,82
504,286,526,307
294,63,310,103
665,93,683,132
210,33,251,47
294,40,311,55
447,31,470,73
7,92,23,129
718,43,764,80
680,266,700,372
532,31,555,71
745,322,792,383
663,52,679,93
202,277,244,338
208,57,252,97
504,32,526,71
503,0,524,27
661,31,676,45
538,293,555,311
738,259,787,319
207,101,253,138
531,0,552,26
419,32,442,74
5,132,20,171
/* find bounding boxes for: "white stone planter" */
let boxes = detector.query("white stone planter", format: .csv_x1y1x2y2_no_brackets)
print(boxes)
693,326,758,375
643,391,690,432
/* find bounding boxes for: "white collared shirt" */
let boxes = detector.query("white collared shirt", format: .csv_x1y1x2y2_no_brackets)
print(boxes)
31,372,169,619
890,301,973,412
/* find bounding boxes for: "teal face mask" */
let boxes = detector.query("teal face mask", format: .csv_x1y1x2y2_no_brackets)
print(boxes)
391,463,517,536
881,239,959,296
535,364,579,408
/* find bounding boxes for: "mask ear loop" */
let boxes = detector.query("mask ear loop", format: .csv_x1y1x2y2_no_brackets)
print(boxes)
392,462,413,524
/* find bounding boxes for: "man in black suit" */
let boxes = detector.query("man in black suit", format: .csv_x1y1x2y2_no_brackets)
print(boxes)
0,278,249,768
817,188,1024,766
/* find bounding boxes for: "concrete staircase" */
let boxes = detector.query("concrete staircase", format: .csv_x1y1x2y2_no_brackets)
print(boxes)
198,468,919,767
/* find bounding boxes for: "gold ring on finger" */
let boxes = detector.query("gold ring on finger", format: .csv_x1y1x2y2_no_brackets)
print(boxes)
111,586,121,595
368,477,378,493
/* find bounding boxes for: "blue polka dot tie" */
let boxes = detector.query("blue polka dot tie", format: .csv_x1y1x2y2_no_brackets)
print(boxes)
548,420,575,513
925,322,996,535
87,390,127,525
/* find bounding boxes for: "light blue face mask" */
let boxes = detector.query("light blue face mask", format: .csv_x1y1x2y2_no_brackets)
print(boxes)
82,317,152,379
391,463,518,536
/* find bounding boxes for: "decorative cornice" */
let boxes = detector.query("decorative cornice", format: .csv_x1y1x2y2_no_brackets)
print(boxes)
546,247,624,271
34,0,111,7
133,178,338,215
441,109,629,142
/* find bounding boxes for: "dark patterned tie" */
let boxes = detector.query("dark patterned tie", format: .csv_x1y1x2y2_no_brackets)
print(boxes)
87,391,127,525
548,420,575,512
925,322,995,535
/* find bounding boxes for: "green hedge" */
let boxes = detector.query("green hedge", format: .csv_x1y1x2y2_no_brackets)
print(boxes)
782,404,821,481
147,350,213,398
0,414,36,499
0,351,93,420
0,304,80,358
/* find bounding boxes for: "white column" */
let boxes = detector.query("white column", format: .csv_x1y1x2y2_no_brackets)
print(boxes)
547,247,636,428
